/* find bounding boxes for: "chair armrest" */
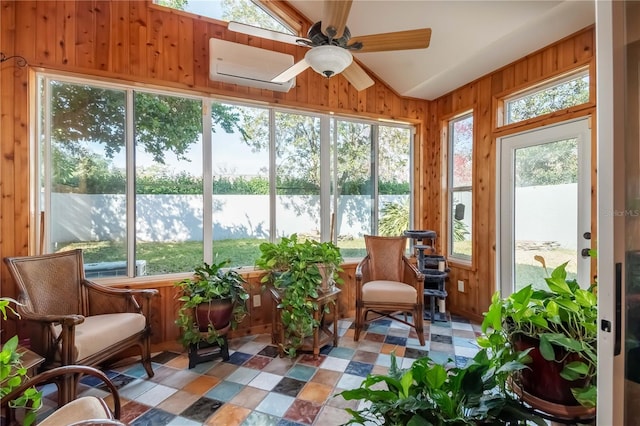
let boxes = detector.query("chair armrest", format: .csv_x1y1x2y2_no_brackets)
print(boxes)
402,256,424,296
355,255,371,282
1,365,121,420
16,305,85,327
83,280,158,316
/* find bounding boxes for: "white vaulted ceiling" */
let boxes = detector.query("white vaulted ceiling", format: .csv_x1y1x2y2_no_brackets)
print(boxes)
286,0,595,100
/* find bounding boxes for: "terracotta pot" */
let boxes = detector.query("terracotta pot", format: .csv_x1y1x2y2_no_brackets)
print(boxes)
317,264,334,292
512,333,591,406
195,299,234,335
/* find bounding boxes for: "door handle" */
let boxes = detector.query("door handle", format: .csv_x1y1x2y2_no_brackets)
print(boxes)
583,231,591,240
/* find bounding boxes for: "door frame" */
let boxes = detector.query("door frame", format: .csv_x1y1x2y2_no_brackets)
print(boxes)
496,117,592,296
595,1,631,424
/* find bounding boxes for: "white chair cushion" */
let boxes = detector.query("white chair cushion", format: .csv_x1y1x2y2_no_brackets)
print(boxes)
38,396,112,426
54,313,146,361
362,280,417,303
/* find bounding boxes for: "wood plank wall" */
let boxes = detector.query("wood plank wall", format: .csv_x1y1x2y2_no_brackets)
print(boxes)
428,27,596,323
0,0,427,342
0,0,596,342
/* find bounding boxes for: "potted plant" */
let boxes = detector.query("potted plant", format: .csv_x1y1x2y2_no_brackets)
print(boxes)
175,259,249,358
1,297,42,426
256,235,343,357
311,240,344,291
338,349,545,425
478,258,597,414
255,234,301,285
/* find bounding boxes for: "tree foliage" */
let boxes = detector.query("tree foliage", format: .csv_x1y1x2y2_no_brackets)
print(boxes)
508,76,589,123
221,0,293,33
515,139,577,187
49,81,249,192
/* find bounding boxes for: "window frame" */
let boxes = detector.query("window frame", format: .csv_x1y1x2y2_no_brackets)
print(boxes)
35,71,415,279
496,66,592,129
151,0,302,37
446,111,474,266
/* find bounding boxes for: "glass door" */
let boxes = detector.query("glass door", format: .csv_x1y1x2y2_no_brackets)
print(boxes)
499,119,592,295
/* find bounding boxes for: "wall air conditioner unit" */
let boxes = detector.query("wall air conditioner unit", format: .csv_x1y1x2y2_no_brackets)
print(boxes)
209,38,295,92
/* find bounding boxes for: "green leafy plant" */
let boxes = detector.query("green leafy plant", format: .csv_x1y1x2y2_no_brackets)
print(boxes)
257,234,343,357
338,349,544,426
255,234,302,284
175,259,249,347
1,298,43,426
379,199,409,237
478,259,597,408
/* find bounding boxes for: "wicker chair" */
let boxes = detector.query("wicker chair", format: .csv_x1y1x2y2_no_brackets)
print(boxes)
354,235,426,345
4,249,158,404
1,365,122,425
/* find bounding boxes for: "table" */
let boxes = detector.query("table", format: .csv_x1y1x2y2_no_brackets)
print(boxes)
16,346,45,378
270,286,341,359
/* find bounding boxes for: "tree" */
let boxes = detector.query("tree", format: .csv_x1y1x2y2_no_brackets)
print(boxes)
221,0,294,33
48,81,249,192
508,76,589,123
515,139,578,187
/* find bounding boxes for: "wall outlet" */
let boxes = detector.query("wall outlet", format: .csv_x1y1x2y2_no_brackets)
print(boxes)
253,294,261,308
457,280,465,293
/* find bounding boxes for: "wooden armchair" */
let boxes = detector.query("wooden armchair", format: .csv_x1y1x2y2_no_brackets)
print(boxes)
354,235,426,345
1,365,122,425
4,249,158,403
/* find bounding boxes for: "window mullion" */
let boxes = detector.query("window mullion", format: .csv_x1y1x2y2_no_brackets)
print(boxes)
126,90,136,276
203,101,213,264
320,114,331,241
269,109,276,242
371,125,379,235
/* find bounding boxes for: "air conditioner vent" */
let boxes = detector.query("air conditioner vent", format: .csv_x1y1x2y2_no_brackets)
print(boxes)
209,38,295,92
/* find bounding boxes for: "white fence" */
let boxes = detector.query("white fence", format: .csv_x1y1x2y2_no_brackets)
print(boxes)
50,194,405,243
51,184,578,248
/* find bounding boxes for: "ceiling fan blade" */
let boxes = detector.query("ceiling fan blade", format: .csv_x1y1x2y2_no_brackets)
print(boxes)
271,59,310,83
350,28,432,53
321,0,353,39
341,61,374,91
228,21,307,46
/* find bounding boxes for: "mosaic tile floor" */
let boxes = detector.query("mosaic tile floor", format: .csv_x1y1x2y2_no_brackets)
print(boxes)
36,315,482,426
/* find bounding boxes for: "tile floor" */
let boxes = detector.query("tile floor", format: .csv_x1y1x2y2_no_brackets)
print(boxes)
36,315,482,426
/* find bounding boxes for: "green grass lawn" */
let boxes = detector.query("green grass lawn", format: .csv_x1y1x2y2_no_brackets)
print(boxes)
61,238,369,275
61,239,581,289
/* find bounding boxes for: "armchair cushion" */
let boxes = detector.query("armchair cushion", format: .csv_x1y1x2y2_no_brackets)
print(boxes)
53,313,146,361
39,396,112,426
1,365,121,425
362,280,417,303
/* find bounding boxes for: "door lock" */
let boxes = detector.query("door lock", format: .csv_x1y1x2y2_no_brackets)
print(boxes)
581,248,591,257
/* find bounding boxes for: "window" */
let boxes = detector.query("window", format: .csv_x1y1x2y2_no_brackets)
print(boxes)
448,113,473,262
332,121,413,258
37,74,414,277
154,0,295,35
275,112,322,239
504,69,590,125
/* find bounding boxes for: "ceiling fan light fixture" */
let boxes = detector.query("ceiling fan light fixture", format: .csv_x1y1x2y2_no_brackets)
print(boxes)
305,45,353,78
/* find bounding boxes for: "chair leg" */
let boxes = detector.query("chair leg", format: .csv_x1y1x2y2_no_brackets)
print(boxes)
141,340,155,378
414,306,425,346
354,305,363,341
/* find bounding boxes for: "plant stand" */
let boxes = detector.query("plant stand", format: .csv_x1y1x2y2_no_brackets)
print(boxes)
188,333,230,369
510,380,596,425
270,287,341,359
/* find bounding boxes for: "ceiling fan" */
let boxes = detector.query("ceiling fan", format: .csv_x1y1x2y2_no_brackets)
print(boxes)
227,0,432,91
